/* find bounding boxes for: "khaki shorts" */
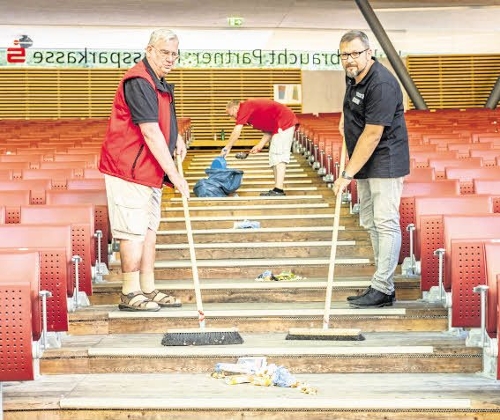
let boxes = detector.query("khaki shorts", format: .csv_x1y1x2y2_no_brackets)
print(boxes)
104,174,162,241
268,126,295,167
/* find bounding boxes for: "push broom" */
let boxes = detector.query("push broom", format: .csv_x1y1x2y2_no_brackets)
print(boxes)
161,156,243,346
286,138,364,341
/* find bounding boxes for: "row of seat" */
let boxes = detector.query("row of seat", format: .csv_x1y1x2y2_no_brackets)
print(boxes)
294,108,500,379
0,117,191,385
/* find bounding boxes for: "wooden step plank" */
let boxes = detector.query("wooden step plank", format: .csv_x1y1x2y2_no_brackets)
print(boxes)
11,371,500,419
185,173,309,181
156,229,360,244
166,194,324,203
108,307,406,319
162,203,330,212
154,241,371,260
89,277,422,306
156,240,356,249
160,213,338,223
158,214,360,229
151,256,370,269
68,301,448,335
186,168,306,176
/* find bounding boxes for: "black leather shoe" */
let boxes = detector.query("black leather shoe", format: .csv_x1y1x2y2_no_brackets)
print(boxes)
348,286,396,302
349,287,393,308
346,286,371,301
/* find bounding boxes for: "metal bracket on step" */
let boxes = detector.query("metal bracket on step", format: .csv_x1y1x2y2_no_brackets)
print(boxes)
322,155,334,184
402,224,419,277
482,337,498,379
316,149,326,174
39,290,62,350
445,306,466,336
467,285,490,349
93,230,109,283
423,248,446,303
39,290,52,351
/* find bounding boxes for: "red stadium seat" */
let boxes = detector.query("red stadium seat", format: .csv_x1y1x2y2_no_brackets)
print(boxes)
0,282,35,381
399,180,460,264
20,204,96,296
0,251,41,342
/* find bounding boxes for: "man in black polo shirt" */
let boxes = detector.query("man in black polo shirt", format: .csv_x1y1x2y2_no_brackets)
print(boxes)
333,30,410,308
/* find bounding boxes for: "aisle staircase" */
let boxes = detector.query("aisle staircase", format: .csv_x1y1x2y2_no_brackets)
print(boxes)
3,149,500,420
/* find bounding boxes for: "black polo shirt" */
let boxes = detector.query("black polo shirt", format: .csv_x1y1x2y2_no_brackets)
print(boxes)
343,58,409,179
123,58,178,156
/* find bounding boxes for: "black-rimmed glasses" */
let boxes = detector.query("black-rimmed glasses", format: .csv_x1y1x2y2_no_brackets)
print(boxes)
152,47,180,61
339,48,369,60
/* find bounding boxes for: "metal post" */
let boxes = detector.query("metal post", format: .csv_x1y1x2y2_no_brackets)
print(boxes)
39,290,52,350
71,255,82,309
95,230,103,270
406,223,416,274
434,248,446,302
485,76,500,109
473,285,490,348
354,0,428,110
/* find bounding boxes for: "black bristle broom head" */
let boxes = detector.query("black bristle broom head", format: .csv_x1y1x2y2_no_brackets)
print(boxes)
161,328,243,346
286,328,365,341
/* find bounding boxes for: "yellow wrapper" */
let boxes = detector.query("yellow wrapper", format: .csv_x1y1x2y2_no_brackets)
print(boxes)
224,375,252,385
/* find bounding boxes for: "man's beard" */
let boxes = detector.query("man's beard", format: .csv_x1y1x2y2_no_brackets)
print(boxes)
346,63,367,79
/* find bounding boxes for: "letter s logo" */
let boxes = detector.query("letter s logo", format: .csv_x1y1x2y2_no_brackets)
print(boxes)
7,47,26,63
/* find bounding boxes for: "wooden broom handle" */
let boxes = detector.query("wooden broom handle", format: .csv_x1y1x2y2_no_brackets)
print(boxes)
322,138,347,329
176,156,205,328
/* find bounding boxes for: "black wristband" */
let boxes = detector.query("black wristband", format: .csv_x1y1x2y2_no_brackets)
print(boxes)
341,170,353,180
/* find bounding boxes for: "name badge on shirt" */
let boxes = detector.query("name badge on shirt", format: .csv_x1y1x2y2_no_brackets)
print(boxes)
356,92,365,99
352,97,360,105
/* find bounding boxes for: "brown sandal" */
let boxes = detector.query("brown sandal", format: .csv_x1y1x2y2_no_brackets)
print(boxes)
118,291,160,312
143,289,182,308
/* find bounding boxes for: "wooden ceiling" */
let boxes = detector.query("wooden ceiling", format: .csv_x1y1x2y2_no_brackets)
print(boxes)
1,1,499,32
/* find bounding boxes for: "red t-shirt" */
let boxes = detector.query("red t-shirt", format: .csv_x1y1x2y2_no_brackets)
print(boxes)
236,99,298,135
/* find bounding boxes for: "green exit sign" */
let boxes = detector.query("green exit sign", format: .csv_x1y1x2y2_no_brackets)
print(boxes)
227,17,244,27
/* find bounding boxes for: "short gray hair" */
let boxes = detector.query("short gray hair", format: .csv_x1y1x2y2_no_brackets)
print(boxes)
148,29,178,46
226,100,241,110
340,30,370,49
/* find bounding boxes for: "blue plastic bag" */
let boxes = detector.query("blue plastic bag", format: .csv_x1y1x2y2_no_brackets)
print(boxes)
193,168,244,197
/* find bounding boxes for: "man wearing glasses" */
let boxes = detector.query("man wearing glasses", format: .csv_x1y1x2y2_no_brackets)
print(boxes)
333,30,410,308
99,28,189,312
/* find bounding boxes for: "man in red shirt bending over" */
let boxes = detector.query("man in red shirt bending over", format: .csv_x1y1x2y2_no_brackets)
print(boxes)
221,98,298,196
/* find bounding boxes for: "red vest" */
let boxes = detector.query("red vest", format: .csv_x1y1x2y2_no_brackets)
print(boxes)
99,61,172,188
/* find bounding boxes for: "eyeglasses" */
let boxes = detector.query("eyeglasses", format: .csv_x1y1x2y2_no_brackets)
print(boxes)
339,48,369,61
152,47,180,61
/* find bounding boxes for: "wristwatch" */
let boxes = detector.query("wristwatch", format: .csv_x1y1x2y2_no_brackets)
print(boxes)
341,170,353,180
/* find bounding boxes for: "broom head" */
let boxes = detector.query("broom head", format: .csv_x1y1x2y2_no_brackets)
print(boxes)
286,327,365,341
161,327,244,346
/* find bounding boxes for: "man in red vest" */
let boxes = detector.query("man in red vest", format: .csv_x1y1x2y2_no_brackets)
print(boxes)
221,98,299,196
99,28,189,312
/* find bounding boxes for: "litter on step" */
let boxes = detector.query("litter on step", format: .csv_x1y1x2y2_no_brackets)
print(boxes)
211,357,317,394
254,270,305,282
234,219,261,229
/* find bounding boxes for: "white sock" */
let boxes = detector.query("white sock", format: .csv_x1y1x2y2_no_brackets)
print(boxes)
140,272,156,294
121,271,140,295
